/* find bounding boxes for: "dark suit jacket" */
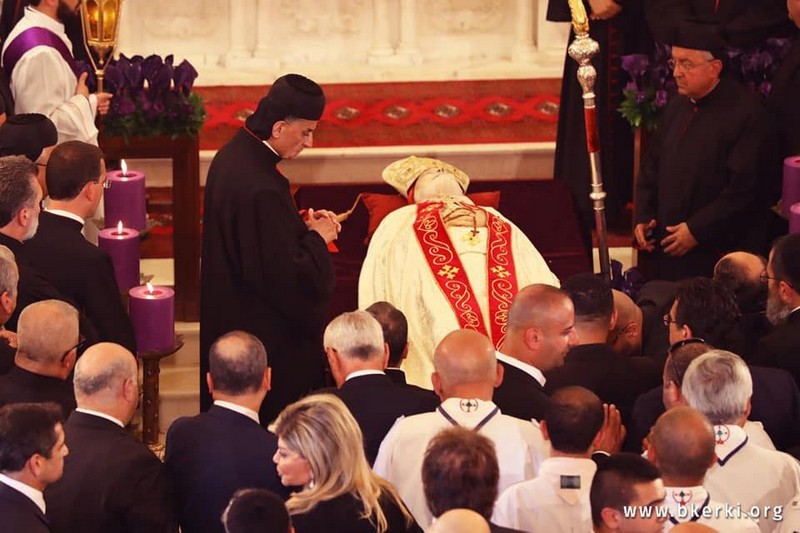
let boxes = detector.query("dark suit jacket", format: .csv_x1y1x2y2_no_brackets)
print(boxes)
165,404,288,533
0,480,50,532
545,343,662,426
24,212,136,353
770,36,800,161
0,337,15,375
386,367,437,395
291,491,422,533
329,373,439,465
627,365,800,452
637,280,678,365
754,310,800,388
45,411,176,533
0,366,75,415
493,360,551,422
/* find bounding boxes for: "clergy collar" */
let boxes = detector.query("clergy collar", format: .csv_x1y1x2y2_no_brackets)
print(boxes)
690,78,722,106
0,473,46,514
712,424,749,466
213,400,259,424
345,369,385,382
25,5,68,37
664,485,710,524
242,127,282,164
496,350,546,387
45,208,85,227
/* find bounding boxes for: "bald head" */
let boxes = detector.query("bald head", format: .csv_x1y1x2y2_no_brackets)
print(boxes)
650,406,714,483
209,331,269,396
428,509,490,533
545,386,604,454
74,343,138,423
610,290,643,356
507,284,570,331
713,252,767,312
17,299,78,364
433,330,497,392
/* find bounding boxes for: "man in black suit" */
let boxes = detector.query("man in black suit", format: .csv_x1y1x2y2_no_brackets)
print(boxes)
24,141,136,354
166,331,288,533
493,284,578,422
0,402,69,533
754,235,800,386
0,244,19,374
545,274,661,427
0,299,78,414
0,113,58,198
221,488,291,533
45,343,176,533
324,310,438,464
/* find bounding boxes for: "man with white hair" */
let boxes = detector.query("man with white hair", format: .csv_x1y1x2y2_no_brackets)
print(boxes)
682,350,800,532
0,244,19,373
45,343,176,532
324,310,437,465
0,299,78,414
374,329,547,528
359,156,558,387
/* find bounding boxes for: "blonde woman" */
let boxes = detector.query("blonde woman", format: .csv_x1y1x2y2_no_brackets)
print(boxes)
273,394,421,533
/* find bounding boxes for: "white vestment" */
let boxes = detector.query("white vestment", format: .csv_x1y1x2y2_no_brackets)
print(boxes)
359,203,559,388
373,397,549,528
662,485,760,532
704,425,800,533
492,456,596,533
2,7,99,144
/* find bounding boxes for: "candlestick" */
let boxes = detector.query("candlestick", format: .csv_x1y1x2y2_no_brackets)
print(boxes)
98,221,140,291
782,157,800,218
104,159,147,231
129,283,175,353
791,203,800,235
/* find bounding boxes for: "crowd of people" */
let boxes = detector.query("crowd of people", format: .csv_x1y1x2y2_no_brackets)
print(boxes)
0,0,800,532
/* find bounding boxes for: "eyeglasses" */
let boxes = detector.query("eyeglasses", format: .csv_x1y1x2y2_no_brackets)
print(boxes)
760,271,795,290
35,162,47,169
96,178,111,190
662,313,678,327
62,334,86,362
667,58,715,72
666,337,707,387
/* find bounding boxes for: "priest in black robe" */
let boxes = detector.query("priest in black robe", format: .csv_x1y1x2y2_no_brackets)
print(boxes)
634,20,769,281
200,74,340,425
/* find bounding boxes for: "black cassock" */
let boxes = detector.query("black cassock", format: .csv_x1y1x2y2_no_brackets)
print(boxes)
635,76,768,281
200,129,334,424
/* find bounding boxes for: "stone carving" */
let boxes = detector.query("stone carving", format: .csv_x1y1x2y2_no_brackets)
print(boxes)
428,0,505,33
278,0,367,37
141,0,227,40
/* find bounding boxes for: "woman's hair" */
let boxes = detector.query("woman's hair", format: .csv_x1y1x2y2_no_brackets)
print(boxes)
273,394,413,532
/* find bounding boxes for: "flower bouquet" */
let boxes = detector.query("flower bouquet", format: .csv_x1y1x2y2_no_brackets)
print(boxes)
618,43,676,132
726,38,793,99
99,54,206,140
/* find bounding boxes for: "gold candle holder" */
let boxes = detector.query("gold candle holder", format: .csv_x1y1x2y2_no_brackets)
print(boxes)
80,0,123,92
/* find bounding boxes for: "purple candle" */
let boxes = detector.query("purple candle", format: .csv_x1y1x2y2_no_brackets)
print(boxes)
104,160,147,231
791,203,800,235
129,283,175,353
782,156,800,218
98,222,140,291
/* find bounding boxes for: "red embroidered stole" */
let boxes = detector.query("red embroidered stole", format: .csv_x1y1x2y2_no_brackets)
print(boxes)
413,202,518,347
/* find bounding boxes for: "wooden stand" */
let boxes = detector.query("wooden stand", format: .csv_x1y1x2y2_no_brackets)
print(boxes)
139,337,184,454
100,135,201,321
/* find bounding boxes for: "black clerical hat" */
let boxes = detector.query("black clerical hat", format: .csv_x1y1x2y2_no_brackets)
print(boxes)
246,73,326,139
0,113,58,162
672,19,727,59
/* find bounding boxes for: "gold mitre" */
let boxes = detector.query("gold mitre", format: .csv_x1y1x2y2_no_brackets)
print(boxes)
381,156,470,198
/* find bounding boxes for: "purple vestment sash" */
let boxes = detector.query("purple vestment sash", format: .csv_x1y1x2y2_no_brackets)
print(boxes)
2,26,81,79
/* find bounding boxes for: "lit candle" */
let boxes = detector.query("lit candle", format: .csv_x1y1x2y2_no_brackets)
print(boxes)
104,159,147,231
791,203,800,235
98,220,140,290
129,282,175,353
782,157,800,218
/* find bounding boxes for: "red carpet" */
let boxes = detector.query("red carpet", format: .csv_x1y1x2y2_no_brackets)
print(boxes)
196,79,561,150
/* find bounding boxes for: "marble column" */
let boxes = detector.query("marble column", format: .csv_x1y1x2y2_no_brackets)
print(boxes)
224,0,251,67
396,0,421,63
253,0,280,68
368,0,394,63
512,0,537,62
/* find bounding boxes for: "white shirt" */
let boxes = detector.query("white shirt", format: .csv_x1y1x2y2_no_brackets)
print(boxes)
744,420,777,450
775,493,800,533
75,408,124,428
344,369,385,382
0,473,46,514
495,350,546,387
213,400,259,425
704,424,800,533
492,456,596,532
2,7,98,144
46,208,85,227
662,485,760,532
359,204,559,388
373,397,549,528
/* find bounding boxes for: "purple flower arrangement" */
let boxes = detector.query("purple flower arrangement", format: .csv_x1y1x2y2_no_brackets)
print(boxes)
618,43,676,132
726,38,793,99
100,54,206,140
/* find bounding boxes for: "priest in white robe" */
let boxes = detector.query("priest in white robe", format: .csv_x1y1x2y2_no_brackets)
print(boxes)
359,156,559,388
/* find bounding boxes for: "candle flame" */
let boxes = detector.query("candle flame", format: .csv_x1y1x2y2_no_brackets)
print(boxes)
121,159,127,175
146,282,154,293
117,220,123,233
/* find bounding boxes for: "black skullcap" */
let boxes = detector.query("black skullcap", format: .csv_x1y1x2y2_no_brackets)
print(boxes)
0,113,58,162
672,19,727,59
245,73,326,139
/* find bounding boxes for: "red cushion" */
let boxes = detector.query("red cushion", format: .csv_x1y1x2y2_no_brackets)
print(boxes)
362,191,501,242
